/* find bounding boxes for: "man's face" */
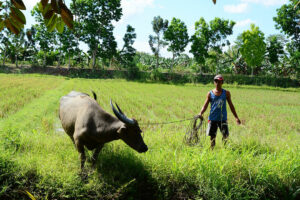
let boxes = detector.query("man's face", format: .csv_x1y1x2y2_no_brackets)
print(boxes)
214,79,223,86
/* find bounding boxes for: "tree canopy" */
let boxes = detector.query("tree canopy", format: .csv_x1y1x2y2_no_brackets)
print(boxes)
164,17,189,70
239,24,266,75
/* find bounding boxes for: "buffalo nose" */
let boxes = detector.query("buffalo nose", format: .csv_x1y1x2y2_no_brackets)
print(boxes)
140,145,148,153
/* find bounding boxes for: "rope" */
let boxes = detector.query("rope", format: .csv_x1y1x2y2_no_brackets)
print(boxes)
140,117,194,125
183,117,206,146
139,116,207,146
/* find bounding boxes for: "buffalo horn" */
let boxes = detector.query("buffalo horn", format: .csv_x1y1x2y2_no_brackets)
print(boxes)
110,99,135,125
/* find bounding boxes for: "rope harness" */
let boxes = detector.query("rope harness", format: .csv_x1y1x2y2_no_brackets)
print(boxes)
183,117,206,146
140,117,194,125
140,116,207,146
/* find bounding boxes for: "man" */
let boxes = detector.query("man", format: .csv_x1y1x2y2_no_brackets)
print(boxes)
197,74,241,149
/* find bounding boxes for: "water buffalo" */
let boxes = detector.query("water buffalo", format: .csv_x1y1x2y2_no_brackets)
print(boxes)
59,91,148,169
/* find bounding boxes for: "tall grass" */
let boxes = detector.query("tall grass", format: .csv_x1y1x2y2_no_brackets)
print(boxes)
0,74,299,199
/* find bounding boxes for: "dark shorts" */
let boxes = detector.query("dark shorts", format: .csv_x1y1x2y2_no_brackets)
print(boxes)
206,121,229,138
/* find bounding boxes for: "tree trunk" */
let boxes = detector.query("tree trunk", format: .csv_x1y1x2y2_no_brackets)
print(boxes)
2,48,6,66
156,34,160,69
171,53,175,72
68,55,71,69
43,53,46,67
92,50,97,69
156,54,159,69
15,54,18,68
57,54,60,68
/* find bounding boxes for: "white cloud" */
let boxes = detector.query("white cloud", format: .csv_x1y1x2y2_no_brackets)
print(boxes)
117,0,154,24
235,19,255,27
133,41,152,54
241,0,288,6
224,3,248,13
25,0,40,10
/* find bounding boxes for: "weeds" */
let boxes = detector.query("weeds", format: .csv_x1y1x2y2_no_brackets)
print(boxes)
0,74,299,199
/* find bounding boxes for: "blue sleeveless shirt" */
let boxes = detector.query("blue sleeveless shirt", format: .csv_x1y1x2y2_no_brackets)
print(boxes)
208,89,227,121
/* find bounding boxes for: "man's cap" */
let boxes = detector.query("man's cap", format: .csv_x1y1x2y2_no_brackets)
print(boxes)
214,74,224,81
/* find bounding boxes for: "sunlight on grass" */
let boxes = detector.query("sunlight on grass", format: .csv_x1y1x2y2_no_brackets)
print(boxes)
0,74,299,199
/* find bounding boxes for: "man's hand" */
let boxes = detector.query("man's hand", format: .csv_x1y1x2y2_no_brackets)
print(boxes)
236,118,241,125
195,114,204,120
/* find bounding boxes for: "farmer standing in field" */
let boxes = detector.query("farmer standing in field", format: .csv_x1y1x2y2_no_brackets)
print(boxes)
197,74,241,149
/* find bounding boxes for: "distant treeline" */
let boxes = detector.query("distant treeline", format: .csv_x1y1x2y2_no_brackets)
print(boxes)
0,0,299,80
3,65,297,88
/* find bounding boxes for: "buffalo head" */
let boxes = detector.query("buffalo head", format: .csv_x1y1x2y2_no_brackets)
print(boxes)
111,100,148,153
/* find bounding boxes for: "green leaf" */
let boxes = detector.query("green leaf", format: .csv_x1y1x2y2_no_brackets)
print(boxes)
11,0,26,10
42,3,52,17
56,17,65,33
0,20,4,32
5,18,20,35
47,14,57,32
9,16,24,30
38,2,43,12
11,6,26,24
41,0,49,8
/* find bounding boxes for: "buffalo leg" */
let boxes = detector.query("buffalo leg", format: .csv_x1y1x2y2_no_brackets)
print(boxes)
92,144,104,166
75,140,86,170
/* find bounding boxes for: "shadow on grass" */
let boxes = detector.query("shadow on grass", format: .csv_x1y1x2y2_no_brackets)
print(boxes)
93,148,159,200
0,154,40,200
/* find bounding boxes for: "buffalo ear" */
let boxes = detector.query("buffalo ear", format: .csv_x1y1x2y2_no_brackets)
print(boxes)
117,125,127,135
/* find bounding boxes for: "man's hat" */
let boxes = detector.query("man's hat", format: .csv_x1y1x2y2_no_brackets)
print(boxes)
214,74,224,81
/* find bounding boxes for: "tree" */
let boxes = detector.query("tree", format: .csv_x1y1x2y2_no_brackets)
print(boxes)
239,24,266,75
224,45,248,74
10,30,25,67
285,41,300,77
31,5,57,66
0,0,73,35
273,0,300,48
57,26,79,68
273,0,300,77
164,17,189,71
266,35,285,65
73,0,122,69
24,27,37,62
118,25,137,68
149,16,168,69
190,17,235,73
0,30,10,66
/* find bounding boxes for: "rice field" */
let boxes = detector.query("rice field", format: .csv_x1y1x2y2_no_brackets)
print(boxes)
0,73,299,200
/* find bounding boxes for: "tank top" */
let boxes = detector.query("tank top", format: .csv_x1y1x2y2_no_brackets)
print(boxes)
208,89,227,121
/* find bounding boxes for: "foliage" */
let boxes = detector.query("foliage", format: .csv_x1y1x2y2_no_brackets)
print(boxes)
239,24,266,75
164,17,189,70
0,74,299,200
273,0,300,48
190,17,235,72
118,25,137,69
57,26,80,68
73,0,122,68
266,34,285,65
0,0,73,35
31,5,57,66
149,16,168,69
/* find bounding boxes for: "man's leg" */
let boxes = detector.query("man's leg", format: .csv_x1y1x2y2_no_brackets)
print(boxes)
220,121,229,146
207,121,218,149
210,136,216,149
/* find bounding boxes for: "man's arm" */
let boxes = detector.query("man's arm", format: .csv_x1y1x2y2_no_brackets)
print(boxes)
226,90,241,125
197,92,210,120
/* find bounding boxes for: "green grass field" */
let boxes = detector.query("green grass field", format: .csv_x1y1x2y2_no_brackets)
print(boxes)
0,73,299,200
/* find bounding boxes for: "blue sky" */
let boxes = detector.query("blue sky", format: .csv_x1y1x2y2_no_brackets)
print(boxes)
23,0,288,57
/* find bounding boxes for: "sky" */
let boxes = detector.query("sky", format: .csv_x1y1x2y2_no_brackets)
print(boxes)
23,0,288,57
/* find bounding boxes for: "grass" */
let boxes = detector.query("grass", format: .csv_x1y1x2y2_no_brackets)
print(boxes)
0,73,299,199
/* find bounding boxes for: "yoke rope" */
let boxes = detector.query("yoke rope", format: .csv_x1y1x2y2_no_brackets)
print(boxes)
139,117,194,125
